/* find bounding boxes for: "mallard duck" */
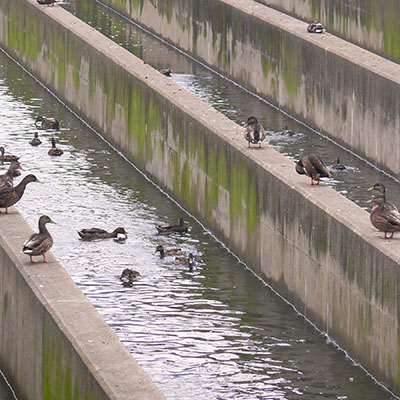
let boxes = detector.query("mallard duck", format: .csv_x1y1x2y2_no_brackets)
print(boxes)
244,116,267,148
160,67,171,77
35,116,59,129
78,227,128,239
23,215,55,263
29,132,42,146
307,21,325,33
0,147,20,164
295,154,331,185
37,0,56,5
156,217,188,234
48,137,63,156
332,157,346,170
174,253,195,271
281,125,295,136
155,244,182,257
368,195,400,239
0,162,22,189
368,183,398,212
0,174,39,214
120,268,140,286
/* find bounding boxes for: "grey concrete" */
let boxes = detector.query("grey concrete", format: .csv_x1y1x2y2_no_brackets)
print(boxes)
1,0,400,396
101,0,400,178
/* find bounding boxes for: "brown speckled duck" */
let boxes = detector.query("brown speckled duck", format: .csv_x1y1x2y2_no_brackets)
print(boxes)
155,245,182,257
368,183,398,212
23,215,55,263
29,132,42,146
0,162,22,189
368,195,400,239
174,253,195,271
0,147,20,164
78,227,128,240
48,137,63,156
0,174,39,214
156,218,188,234
120,268,140,286
307,21,325,33
35,116,59,129
244,116,267,148
295,154,331,185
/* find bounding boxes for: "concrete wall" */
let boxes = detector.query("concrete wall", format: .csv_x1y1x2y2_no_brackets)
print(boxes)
98,0,400,178
0,211,165,400
1,0,400,396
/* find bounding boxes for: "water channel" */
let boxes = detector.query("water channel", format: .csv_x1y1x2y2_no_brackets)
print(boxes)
0,0,399,399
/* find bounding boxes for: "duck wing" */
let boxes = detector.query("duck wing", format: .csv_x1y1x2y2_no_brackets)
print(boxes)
23,233,52,255
307,154,331,178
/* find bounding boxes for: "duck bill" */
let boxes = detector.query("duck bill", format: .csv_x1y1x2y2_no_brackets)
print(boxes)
367,186,375,191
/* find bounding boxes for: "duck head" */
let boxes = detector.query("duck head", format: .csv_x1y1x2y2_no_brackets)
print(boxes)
245,116,258,127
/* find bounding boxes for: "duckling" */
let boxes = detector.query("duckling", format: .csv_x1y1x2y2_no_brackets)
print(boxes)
0,162,22,189
244,116,267,148
37,0,56,5
307,20,325,33
281,125,295,136
156,217,188,234
160,67,171,77
35,116,59,129
0,147,20,164
48,137,63,156
120,268,140,286
368,183,398,212
0,174,39,214
155,244,182,257
29,132,42,146
295,154,331,185
332,157,346,170
368,195,400,239
174,253,195,271
22,215,55,263
78,227,128,240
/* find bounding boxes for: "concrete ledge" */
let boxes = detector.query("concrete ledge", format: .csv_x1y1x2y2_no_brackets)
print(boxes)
100,0,400,177
1,0,400,396
0,209,165,399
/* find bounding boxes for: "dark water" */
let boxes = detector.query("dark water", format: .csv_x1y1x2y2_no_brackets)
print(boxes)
60,0,400,213
0,39,397,400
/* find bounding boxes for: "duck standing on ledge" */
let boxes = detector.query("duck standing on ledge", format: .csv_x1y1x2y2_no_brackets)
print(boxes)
244,116,266,148
0,147,20,164
155,245,182,257
78,227,128,239
0,174,39,214
48,137,63,156
368,195,400,239
156,217,188,234
295,154,331,185
29,132,42,146
0,162,22,189
23,215,55,263
307,21,325,33
37,0,56,5
35,116,59,129
160,67,171,77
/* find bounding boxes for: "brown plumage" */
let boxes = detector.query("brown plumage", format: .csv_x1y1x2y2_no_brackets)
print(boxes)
0,174,39,214
332,157,346,170
0,147,20,164
23,215,55,263
174,253,195,271
155,245,182,257
35,116,59,129
368,183,398,213
29,132,42,146
48,137,63,156
244,116,267,148
156,218,188,234
78,227,128,239
120,268,140,286
295,154,331,185
281,125,295,136
369,195,400,239
307,21,325,33
0,162,22,189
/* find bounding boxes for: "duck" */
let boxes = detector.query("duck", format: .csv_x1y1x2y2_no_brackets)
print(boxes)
368,195,400,239
332,157,346,170
120,268,141,286
0,162,23,189
48,137,63,156
295,154,331,185
0,174,39,214
78,227,128,240
23,215,55,263
37,0,56,5
174,253,195,271
155,244,182,257
35,116,59,129
156,217,188,234
29,132,42,146
0,147,20,164
160,67,171,77
307,21,325,33
281,125,295,136
244,116,267,148
368,183,398,212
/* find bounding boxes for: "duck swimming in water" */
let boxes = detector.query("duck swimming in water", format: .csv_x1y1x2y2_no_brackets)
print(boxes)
155,245,182,257
156,218,188,234
0,147,20,164
23,215,55,263
174,253,195,271
281,125,295,136
0,174,39,214
331,158,346,170
120,268,140,286
244,116,267,148
0,162,22,189
78,227,128,240
29,132,42,146
48,137,63,156
295,154,331,185
35,116,59,130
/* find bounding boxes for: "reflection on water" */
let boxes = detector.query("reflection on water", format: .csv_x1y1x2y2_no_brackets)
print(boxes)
0,44,396,400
